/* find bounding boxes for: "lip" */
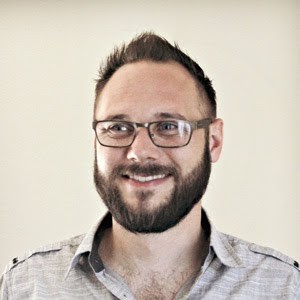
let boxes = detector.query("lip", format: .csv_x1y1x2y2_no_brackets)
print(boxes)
121,174,171,188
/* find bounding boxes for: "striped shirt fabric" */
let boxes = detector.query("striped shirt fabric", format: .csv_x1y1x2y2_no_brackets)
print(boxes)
1,209,299,299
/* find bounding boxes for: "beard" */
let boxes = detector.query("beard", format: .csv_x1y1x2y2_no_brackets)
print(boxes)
94,141,211,234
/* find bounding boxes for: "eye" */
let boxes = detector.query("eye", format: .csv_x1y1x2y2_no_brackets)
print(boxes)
159,122,177,130
155,121,179,135
109,123,130,132
101,122,134,138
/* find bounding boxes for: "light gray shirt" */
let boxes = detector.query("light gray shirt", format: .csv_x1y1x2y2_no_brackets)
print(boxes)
1,210,299,299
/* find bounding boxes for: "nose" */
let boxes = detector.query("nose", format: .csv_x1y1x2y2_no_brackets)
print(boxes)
126,127,161,162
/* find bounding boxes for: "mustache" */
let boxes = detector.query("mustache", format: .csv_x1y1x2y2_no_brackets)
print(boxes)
111,163,178,178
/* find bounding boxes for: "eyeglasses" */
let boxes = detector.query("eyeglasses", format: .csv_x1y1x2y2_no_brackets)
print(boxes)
92,118,212,148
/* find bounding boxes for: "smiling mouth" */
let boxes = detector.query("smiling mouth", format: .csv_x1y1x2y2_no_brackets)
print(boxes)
122,173,169,183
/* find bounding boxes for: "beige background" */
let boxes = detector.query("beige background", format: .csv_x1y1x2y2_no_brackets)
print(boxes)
0,0,299,271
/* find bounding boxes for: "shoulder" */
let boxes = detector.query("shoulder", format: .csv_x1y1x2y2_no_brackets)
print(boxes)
0,234,95,299
221,231,300,274
211,231,300,297
2,234,84,276
247,241,299,270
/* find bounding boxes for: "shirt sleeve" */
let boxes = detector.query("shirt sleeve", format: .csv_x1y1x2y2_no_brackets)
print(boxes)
0,272,9,300
295,280,300,300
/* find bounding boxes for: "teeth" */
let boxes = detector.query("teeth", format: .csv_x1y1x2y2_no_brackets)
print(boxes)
127,174,166,182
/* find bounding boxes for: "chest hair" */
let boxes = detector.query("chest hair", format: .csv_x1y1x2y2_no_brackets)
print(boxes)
125,268,199,300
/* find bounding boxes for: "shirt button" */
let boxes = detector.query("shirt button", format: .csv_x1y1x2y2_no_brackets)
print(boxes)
12,257,18,264
294,261,299,268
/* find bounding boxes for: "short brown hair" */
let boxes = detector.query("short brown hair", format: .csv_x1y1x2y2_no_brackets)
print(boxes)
95,32,217,117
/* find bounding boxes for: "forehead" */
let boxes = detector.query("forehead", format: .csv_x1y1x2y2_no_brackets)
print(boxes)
95,61,207,121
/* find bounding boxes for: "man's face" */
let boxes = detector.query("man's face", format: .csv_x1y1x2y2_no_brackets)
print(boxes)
94,61,213,233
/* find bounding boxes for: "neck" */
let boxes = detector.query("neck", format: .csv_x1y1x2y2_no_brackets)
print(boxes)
99,202,207,275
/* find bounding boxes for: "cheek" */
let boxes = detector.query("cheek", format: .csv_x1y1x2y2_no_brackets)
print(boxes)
96,144,125,174
173,137,205,174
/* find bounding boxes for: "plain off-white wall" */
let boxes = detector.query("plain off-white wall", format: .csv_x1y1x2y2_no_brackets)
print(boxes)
0,0,299,271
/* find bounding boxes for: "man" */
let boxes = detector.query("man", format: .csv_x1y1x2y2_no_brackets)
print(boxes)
1,32,299,299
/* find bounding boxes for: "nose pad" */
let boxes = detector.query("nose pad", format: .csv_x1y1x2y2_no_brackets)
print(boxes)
127,128,160,162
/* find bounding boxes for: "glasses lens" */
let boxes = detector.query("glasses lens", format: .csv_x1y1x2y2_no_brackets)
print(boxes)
149,120,191,147
96,121,135,147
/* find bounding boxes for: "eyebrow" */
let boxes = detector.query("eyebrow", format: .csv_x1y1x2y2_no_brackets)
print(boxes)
104,112,187,121
155,112,187,120
105,114,129,120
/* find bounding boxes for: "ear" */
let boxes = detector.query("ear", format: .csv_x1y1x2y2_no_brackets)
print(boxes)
209,118,223,163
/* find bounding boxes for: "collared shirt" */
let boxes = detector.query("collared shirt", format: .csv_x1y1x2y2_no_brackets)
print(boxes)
1,209,299,299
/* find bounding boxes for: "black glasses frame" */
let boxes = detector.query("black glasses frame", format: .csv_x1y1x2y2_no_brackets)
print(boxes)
92,118,212,148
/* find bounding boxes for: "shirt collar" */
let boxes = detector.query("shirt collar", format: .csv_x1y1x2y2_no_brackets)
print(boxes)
65,208,244,279
64,211,111,279
202,209,244,268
